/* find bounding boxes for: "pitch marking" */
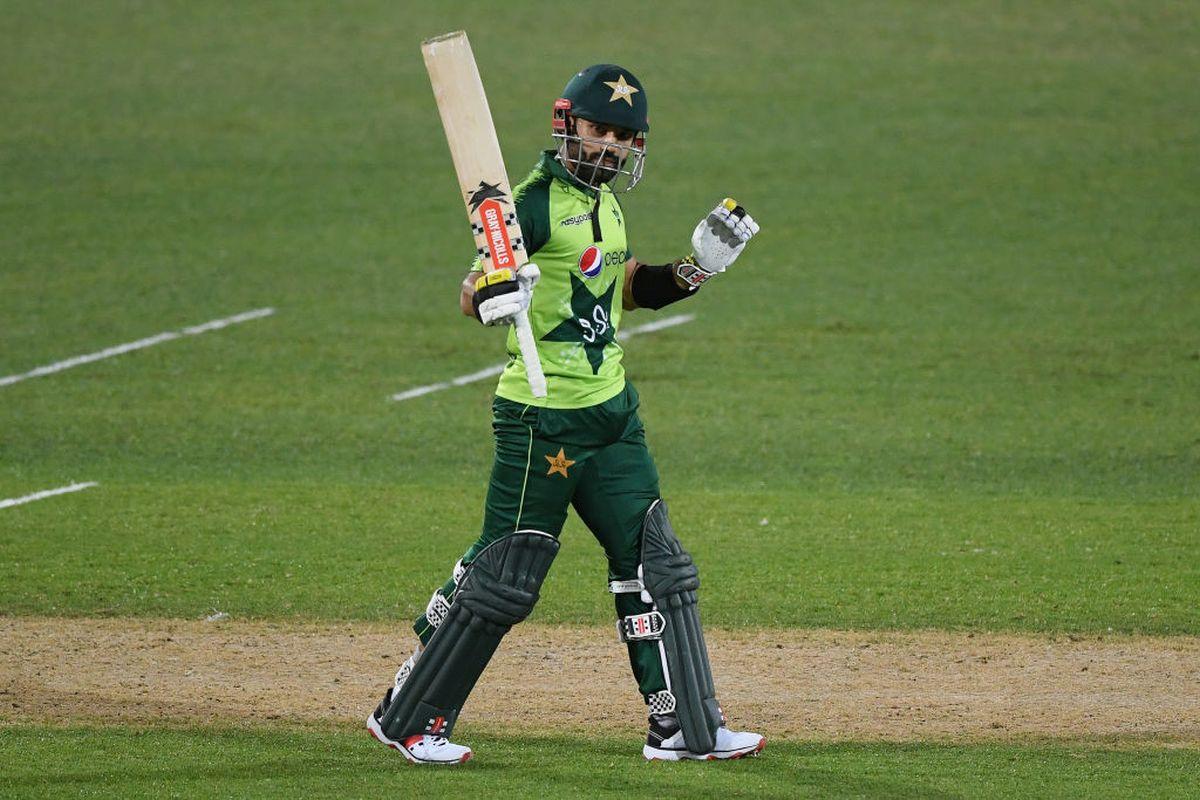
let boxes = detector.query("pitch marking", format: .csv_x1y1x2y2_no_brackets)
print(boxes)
0,482,98,510
0,308,276,388
390,313,695,402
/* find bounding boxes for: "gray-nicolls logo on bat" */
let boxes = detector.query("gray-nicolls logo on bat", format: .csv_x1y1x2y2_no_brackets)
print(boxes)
466,181,508,211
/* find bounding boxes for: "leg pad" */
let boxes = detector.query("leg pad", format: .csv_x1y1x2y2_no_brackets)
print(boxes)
380,530,559,740
641,499,721,754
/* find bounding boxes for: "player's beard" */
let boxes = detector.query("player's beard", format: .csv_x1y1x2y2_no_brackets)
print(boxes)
567,140,623,186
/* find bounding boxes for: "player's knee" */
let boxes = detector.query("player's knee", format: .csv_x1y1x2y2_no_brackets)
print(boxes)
640,499,699,597
456,529,555,627
606,498,700,644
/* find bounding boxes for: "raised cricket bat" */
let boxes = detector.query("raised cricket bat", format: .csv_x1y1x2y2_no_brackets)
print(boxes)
421,30,547,398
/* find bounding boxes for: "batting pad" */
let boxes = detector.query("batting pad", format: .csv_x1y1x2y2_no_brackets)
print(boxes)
380,530,559,740
640,499,722,754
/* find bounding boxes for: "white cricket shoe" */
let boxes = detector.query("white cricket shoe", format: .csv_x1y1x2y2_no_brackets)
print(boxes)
367,689,472,765
643,713,765,761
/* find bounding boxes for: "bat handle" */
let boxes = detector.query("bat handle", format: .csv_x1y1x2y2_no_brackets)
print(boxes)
513,310,547,398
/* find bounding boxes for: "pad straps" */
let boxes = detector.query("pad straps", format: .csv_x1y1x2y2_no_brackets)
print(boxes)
616,610,666,643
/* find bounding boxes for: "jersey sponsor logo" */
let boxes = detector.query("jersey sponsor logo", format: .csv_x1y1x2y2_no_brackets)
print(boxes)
578,245,603,278
479,198,515,269
560,212,592,227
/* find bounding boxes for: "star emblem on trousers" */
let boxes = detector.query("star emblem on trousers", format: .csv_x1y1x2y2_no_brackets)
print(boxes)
541,273,617,375
545,447,575,478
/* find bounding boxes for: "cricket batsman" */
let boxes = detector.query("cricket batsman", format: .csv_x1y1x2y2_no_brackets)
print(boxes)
368,64,762,764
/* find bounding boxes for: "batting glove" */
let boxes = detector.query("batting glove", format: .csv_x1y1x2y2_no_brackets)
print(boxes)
675,199,760,289
473,262,540,326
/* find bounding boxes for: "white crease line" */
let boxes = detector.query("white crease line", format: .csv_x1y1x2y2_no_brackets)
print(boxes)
0,308,276,388
618,313,695,337
390,313,695,402
0,482,98,510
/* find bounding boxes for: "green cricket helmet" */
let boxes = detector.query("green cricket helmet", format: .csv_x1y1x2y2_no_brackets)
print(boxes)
552,64,648,192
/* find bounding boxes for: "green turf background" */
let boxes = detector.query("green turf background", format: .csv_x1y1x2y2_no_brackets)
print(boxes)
3,1,1197,795
3,726,1199,800
3,0,1196,633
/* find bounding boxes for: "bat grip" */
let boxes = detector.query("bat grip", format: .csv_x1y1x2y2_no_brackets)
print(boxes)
513,310,547,398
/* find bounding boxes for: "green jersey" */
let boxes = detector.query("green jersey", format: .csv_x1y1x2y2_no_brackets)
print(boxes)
483,151,633,409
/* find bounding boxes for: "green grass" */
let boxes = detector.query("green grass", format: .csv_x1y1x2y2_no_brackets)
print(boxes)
1,485,1195,632
2,726,1198,800
2,0,1197,634
2,2,1197,797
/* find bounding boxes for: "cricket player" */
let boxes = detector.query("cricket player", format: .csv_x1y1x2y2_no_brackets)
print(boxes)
368,64,762,764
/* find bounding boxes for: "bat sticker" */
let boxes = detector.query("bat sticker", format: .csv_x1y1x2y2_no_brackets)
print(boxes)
467,181,508,211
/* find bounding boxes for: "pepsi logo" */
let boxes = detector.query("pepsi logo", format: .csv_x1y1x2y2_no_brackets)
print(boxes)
578,245,603,277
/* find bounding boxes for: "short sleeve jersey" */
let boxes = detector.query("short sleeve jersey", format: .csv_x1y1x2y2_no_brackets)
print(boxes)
481,150,633,409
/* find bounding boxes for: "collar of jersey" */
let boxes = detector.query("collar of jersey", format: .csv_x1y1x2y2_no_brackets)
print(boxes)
539,149,605,201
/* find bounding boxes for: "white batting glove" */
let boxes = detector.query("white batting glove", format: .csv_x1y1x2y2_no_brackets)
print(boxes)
675,199,760,289
472,262,540,326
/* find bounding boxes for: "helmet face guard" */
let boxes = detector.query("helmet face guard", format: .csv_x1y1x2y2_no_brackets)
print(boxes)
552,98,646,193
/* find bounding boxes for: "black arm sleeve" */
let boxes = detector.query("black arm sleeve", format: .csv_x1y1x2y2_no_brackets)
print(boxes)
630,262,697,310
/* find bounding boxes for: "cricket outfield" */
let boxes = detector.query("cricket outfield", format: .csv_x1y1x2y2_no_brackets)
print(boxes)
2,1,1197,797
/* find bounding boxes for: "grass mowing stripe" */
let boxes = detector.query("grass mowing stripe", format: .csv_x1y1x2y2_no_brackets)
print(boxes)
2,486,1194,633
389,313,695,401
0,482,97,510
1,726,1197,800
0,308,275,387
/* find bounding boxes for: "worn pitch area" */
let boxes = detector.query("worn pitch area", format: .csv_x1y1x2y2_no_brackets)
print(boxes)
2,617,1196,743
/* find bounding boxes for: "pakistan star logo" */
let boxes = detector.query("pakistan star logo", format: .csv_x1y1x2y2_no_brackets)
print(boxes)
541,274,616,374
603,74,639,106
466,180,507,211
544,447,575,478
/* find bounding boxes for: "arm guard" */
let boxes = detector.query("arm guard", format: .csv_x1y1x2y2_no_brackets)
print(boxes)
630,261,697,310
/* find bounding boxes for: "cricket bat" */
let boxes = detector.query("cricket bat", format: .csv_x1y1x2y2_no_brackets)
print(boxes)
421,30,547,398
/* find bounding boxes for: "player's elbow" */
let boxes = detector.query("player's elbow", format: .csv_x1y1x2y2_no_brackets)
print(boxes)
622,259,641,311
460,273,480,318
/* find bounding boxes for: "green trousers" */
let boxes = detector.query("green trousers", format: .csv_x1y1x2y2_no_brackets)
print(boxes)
413,382,668,699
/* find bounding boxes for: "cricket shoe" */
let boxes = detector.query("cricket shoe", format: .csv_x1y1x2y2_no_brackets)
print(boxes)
367,688,472,765
643,713,765,761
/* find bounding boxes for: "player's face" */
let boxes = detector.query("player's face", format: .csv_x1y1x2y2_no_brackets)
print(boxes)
571,117,637,184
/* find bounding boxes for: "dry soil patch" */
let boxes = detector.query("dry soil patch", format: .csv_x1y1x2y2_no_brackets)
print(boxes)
2,617,1197,743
